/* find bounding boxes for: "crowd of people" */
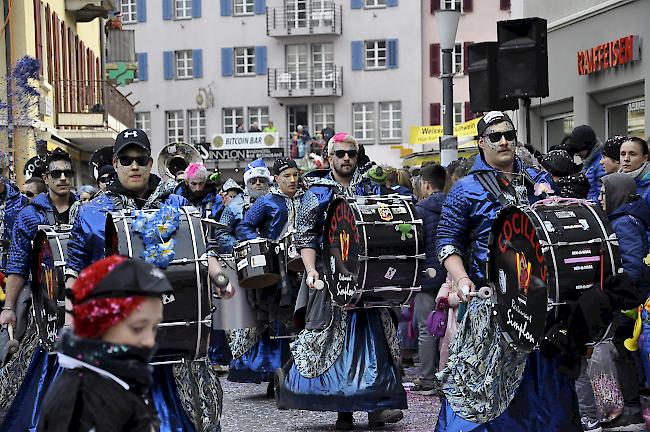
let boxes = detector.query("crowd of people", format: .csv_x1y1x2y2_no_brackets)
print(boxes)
0,111,648,432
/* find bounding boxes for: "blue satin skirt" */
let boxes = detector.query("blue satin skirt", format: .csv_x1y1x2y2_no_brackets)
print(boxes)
150,365,197,432
435,351,580,432
0,346,60,430
277,309,408,412
208,329,233,366
227,324,290,384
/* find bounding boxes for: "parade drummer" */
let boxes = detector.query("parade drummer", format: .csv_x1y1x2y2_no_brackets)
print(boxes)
64,128,223,432
38,256,173,432
174,162,222,219
0,149,77,430
434,112,579,431
276,132,406,431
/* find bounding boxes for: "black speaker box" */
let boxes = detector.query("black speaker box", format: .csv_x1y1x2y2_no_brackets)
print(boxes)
497,17,549,99
468,42,519,113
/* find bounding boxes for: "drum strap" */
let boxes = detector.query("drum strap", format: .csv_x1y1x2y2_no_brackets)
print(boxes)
475,172,511,208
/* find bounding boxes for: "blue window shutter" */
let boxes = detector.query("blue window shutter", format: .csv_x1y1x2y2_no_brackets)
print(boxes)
137,53,148,81
387,0,398,6
255,46,267,75
254,0,266,14
136,0,147,22
351,41,364,71
162,0,173,20
220,0,232,16
221,48,234,76
351,0,363,9
192,0,202,18
388,39,399,69
163,51,174,80
193,49,203,78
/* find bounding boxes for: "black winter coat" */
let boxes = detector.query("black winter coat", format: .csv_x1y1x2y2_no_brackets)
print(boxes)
415,191,448,294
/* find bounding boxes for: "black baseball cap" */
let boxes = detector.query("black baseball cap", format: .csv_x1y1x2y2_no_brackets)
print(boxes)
97,165,115,179
273,157,298,175
477,111,515,136
76,257,173,304
114,128,151,157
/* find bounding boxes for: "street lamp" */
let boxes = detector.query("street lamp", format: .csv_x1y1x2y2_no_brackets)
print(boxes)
434,8,460,166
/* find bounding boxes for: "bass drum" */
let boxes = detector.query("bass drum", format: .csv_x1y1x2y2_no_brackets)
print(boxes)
31,227,70,352
211,255,257,330
323,195,425,308
487,201,621,352
105,207,211,363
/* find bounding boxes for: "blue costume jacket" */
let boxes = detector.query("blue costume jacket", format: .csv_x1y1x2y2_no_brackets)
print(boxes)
582,145,605,202
237,187,302,241
436,155,552,283
7,192,77,277
212,193,253,254
173,182,222,219
609,198,650,288
415,191,447,295
1,182,28,272
632,172,650,244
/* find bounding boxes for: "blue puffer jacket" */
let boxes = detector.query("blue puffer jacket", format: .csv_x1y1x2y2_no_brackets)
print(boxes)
633,174,650,245
608,198,650,287
436,156,553,283
66,181,187,275
1,182,28,272
7,192,77,277
212,193,248,254
415,192,447,294
237,187,302,242
174,182,222,219
582,146,605,202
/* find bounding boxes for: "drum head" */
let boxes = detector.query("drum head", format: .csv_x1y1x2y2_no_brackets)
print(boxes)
488,206,549,352
323,198,361,307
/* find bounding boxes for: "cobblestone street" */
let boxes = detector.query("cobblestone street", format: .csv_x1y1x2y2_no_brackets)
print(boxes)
220,367,441,432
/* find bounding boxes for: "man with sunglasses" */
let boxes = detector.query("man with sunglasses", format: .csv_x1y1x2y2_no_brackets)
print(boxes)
21,177,47,201
96,165,115,192
434,112,579,431
0,149,77,429
276,133,406,430
64,128,224,431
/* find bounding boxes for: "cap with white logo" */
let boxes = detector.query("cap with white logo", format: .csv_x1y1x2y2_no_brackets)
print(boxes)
114,128,151,156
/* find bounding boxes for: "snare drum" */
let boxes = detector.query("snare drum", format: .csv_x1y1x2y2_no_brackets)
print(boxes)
211,255,257,330
105,206,211,363
487,200,621,352
31,226,70,352
279,232,304,273
233,238,280,289
323,196,425,308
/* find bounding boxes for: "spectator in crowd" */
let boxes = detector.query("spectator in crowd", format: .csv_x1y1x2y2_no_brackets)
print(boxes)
236,122,245,133
540,149,589,199
96,165,115,192
262,121,277,133
567,125,604,201
600,135,627,174
78,185,97,203
21,177,47,201
249,122,261,132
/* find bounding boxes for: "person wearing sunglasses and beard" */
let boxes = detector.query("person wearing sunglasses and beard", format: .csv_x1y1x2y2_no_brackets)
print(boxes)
0,149,77,430
275,133,406,430
63,129,223,432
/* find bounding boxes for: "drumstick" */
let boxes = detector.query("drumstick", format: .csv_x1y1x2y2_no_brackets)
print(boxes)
313,280,325,290
213,273,230,290
6,324,19,354
467,286,492,300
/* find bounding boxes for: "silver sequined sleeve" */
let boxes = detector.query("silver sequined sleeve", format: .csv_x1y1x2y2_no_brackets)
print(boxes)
295,190,321,251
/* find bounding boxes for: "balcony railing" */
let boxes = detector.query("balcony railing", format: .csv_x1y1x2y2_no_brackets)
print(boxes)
268,66,343,98
65,0,117,22
55,80,135,129
267,3,342,37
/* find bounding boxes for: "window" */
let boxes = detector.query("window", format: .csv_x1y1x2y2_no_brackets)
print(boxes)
379,101,401,141
365,40,387,70
166,111,184,144
188,110,206,144
442,0,462,10
175,0,192,19
312,43,334,89
235,47,255,76
175,50,193,79
234,0,255,16
313,104,335,133
223,108,244,133
120,0,137,23
365,0,386,8
286,0,307,28
135,112,151,138
544,113,574,152
607,99,645,138
453,102,464,125
353,103,375,141
440,43,463,74
248,107,269,130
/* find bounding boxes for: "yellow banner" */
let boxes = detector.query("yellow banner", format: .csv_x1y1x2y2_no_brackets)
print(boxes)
408,117,482,145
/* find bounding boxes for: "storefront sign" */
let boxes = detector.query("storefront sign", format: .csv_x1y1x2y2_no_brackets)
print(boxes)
577,35,640,76
199,146,285,162
408,117,482,145
211,132,279,149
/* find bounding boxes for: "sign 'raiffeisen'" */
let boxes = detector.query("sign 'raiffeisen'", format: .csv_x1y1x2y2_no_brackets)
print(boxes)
577,35,640,76
409,117,482,145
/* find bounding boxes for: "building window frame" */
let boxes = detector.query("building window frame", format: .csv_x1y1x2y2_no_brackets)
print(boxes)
234,0,255,16
605,97,645,139
365,0,386,9
442,0,462,11
166,110,185,144
175,0,192,19
543,112,574,153
223,107,244,133
352,102,375,142
313,103,335,133
379,101,401,142
248,106,269,131
453,102,464,125
120,0,138,23
439,43,463,75
135,112,151,138
234,47,256,77
365,40,387,70
175,50,193,79
188,109,206,144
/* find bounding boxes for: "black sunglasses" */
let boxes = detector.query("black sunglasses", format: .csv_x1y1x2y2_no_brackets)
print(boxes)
49,169,75,178
98,175,109,183
333,149,358,159
23,191,35,198
484,130,516,143
249,177,268,184
117,155,150,167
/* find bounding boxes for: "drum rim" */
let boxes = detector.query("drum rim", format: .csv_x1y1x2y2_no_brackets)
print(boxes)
235,237,277,247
